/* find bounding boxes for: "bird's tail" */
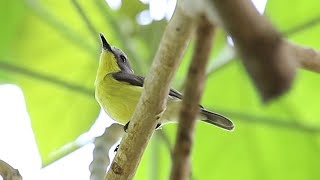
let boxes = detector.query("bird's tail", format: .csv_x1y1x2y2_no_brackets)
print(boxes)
200,109,234,131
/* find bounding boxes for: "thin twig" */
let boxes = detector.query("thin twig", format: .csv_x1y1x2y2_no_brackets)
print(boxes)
90,124,124,180
104,3,196,179
170,17,215,180
205,16,320,77
0,61,93,96
287,41,320,73
0,160,22,180
71,0,100,41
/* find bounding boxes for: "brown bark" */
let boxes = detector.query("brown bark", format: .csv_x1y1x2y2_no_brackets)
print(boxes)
104,4,196,180
170,17,215,180
208,0,297,101
0,160,22,180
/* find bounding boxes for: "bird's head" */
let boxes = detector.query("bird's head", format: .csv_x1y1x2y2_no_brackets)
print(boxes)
99,33,134,74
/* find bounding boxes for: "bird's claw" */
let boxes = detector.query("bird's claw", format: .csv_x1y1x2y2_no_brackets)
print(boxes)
123,122,161,133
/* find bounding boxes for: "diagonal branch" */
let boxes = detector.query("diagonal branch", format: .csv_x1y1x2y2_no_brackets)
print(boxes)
0,159,22,180
288,41,320,73
205,16,320,78
104,3,196,179
90,124,124,180
207,0,297,102
170,17,216,180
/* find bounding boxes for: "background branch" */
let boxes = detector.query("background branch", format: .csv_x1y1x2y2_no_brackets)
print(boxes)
104,3,196,180
205,16,320,80
90,124,124,180
207,0,297,101
0,160,22,180
287,41,320,72
170,17,215,180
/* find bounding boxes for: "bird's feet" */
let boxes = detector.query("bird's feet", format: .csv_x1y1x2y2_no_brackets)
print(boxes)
123,121,162,132
124,122,130,132
155,123,161,129
114,144,120,152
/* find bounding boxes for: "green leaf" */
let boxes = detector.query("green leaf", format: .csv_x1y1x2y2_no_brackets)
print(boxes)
0,0,102,165
266,0,320,33
0,1,26,59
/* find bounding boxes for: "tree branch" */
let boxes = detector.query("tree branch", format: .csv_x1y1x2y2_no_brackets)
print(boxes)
0,160,22,180
104,3,196,180
206,0,297,102
90,124,124,180
205,16,320,79
170,17,215,180
287,41,320,73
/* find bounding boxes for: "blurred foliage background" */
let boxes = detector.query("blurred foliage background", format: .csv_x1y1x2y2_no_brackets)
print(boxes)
1,0,320,179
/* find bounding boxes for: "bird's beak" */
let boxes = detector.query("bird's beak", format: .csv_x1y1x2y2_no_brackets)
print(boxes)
99,33,113,52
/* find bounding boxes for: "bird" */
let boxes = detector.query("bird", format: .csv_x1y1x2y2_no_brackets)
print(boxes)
95,33,234,132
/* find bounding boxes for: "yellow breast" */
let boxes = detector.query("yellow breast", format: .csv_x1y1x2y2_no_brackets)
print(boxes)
95,74,143,125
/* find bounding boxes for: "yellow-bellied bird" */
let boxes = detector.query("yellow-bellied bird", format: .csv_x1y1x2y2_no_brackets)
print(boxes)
95,34,234,131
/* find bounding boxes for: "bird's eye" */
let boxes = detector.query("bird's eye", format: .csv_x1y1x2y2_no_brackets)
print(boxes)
120,55,126,63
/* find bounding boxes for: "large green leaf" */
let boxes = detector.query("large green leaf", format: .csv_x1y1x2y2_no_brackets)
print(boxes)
266,0,320,34
0,0,166,166
0,1,26,59
1,0,102,165
0,1,26,82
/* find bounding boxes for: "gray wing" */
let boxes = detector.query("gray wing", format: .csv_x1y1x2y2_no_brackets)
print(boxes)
112,72,183,99
112,71,231,130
